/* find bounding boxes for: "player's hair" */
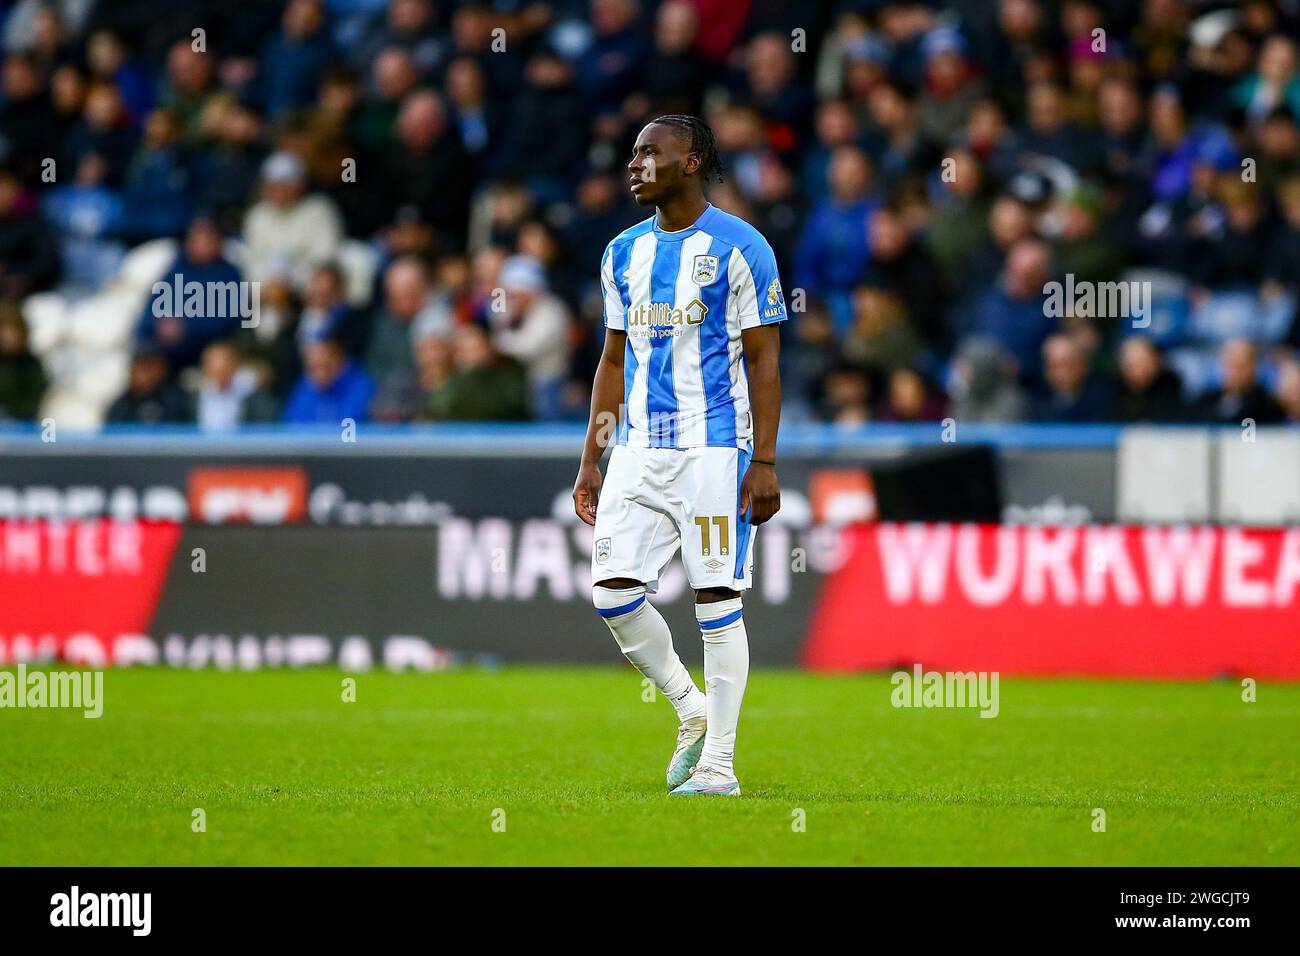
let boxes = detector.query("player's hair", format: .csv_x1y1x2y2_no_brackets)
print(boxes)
651,114,724,184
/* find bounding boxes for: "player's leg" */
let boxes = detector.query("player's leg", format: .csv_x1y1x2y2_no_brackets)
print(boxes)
590,447,706,787
592,574,706,728
669,447,754,797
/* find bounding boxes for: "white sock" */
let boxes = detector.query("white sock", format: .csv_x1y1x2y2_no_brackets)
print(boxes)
696,597,748,777
594,585,706,722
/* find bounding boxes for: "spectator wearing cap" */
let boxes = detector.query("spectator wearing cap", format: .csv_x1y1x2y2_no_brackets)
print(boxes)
283,336,375,424
916,25,987,151
489,255,572,420
840,34,893,118
241,151,343,290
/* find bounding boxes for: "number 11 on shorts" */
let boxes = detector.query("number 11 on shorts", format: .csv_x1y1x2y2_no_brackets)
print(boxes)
694,515,730,556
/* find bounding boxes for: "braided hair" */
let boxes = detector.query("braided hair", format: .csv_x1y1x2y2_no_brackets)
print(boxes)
651,114,724,184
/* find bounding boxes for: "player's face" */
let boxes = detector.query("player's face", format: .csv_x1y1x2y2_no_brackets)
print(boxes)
627,123,694,206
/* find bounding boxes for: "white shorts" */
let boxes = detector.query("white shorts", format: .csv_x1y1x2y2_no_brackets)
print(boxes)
592,444,756,593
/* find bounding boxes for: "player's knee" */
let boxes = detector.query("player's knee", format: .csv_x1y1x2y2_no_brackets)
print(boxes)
696,594,744,638
592,581,647,620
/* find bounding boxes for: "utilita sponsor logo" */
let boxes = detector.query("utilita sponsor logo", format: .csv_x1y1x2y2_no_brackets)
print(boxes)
50,886,151,936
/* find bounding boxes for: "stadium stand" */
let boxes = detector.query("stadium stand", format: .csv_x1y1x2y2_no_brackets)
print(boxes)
0,0,1298,430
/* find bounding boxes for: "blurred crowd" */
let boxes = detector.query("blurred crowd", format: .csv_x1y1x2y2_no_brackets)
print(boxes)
1,0,1300,429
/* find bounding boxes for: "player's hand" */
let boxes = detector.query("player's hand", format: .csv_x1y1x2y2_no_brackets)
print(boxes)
573,462,603,526
741,461,780,525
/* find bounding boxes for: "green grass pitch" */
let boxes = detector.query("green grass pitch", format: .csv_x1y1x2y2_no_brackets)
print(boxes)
3,667,1298,866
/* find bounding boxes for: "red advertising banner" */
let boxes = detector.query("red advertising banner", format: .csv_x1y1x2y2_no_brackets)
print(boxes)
805,523,1300,678
0,520,181,665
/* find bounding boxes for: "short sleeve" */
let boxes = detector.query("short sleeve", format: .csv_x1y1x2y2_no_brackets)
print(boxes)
601,245,626,331
730,241,788,330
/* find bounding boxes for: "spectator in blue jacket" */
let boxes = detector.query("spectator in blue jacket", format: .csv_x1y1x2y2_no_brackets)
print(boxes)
794,145,880,327
283,336,375,424
261,0,337,121
954,239,1058,382
136,216,243,372
120,109,194,241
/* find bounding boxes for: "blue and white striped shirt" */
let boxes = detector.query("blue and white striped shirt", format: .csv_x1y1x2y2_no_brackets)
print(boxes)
600,204,787,449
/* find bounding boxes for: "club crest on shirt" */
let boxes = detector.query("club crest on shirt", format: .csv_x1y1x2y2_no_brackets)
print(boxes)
595,537,612,564
691,254,720,285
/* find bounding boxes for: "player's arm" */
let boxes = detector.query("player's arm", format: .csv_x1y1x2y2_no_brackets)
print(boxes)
740,324,781,525
573,328,626,526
